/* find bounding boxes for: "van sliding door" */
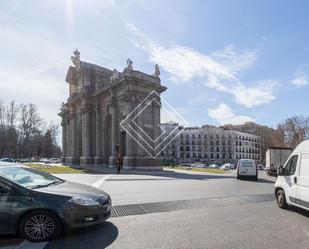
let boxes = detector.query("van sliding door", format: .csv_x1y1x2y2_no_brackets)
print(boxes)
298,153,309,208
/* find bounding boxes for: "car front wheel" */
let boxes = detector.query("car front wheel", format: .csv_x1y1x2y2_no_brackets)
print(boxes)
276,189,288,209
19,210,63,242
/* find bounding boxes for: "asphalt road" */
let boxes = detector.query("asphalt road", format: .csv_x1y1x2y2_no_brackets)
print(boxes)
1,169,309,249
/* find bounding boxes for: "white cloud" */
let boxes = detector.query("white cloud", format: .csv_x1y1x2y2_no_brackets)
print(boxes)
292,71,309,88
208,103,256,125
128,24,278,108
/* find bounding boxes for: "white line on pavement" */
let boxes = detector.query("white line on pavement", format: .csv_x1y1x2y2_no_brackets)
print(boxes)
15,240,47,249
92,175,112,188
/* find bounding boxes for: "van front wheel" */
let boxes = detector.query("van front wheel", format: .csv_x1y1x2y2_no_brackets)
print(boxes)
276,189,288,209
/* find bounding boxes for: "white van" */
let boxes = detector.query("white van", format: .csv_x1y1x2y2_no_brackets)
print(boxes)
236,159,258,181
275,140,309,210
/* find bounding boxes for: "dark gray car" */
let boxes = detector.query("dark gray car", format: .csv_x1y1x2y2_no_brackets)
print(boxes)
0,162,111,242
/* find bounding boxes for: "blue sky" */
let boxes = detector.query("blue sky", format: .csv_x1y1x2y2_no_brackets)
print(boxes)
0,0,308,130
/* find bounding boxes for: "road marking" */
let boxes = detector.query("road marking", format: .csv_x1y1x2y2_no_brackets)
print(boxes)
15,240,47,249
92,175,111,188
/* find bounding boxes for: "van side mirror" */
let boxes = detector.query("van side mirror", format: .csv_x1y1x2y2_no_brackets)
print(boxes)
0,186,10,194
278,165,284,176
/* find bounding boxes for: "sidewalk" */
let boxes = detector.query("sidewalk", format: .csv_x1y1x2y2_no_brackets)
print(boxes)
71,165,169,176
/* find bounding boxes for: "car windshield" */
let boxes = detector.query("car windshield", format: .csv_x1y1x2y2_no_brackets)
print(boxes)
0,166,63,189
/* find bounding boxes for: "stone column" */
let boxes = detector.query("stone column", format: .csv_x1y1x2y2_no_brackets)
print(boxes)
80,104,94,166
66,118,71,164
94,111,103,166
68,112,80,165
123,101,136,169
101,111,108,166
108,106,117,167
61,116,67,164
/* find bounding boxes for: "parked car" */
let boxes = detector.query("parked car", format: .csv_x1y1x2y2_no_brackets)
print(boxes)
179,163,191,167
19,158,32,163
275,140,309,211
0,158,15,163
0,162,111,242
220,163,231,170
195,163,206,168
236,159,258,181
258,164,265,170
229,163,236,169
208,164,219,169
45,158,61,164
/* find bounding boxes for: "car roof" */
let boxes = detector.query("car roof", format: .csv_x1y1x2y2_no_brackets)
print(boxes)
293,140,309,154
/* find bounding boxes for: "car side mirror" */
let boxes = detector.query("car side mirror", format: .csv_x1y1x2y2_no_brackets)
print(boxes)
278,165,284,176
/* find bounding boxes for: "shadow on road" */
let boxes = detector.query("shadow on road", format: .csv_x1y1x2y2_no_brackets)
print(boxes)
288,206,309,218
0,234,23,247
73,166,277,184
45,221,118,249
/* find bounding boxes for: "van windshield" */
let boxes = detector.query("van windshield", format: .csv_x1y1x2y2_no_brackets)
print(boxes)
241,160,254,167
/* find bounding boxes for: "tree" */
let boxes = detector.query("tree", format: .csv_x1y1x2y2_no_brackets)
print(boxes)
277,115,309,148
18,103,43,158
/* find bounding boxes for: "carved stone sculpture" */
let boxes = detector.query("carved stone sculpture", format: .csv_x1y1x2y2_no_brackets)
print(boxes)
110,69,120,82
154,64,160,78
123,58,133,73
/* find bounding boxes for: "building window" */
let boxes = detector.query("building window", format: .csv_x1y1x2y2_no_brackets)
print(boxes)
216,153,220,159
186,153,190,158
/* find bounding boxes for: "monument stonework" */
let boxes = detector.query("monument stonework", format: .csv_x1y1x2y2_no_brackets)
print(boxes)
59,50,166,169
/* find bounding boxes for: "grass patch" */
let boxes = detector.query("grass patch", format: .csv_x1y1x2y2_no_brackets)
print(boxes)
24,164,86,174
165,166,226,174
